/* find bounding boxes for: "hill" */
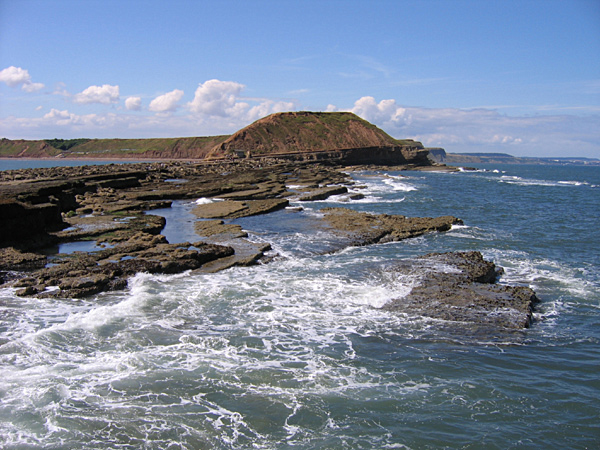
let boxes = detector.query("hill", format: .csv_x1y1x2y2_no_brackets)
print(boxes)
209,111,416,157
0,111,429,165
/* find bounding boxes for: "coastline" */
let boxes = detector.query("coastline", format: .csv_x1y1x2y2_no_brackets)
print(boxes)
1,158,536,329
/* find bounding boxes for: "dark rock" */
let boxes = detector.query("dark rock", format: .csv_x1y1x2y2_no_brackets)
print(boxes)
0,199,64,248
298,185,348,201
12,237,235,298
0,247,47,270
194,220,248,239
384,251,539,329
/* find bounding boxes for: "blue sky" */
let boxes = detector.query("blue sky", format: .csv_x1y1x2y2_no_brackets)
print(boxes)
1,0,599,157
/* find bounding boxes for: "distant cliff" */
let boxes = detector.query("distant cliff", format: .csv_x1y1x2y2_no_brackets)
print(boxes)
427,148,600,166
1,111,431,166
0,136,228,159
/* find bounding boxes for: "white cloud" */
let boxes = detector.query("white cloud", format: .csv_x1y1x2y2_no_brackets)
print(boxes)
188,79,245,116
43,108,79,125
247,100,295,122
21,81,45,92
186,79,296,127
125,96,142,111
351,96,408,126
344,96,600,157
149,89,184,113
73,84,120,104
0,66,45,92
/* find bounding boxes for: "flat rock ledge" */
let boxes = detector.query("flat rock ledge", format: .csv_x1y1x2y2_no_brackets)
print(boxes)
384,251,540,329
11,233,235,298
320,207,463,247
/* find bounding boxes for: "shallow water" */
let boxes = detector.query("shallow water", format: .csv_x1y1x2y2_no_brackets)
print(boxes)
1,163,599,449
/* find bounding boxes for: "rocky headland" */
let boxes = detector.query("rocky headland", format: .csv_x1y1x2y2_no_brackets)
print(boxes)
0,112,538,329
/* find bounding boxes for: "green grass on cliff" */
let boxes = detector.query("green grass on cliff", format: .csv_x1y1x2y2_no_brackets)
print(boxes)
0,136,229,159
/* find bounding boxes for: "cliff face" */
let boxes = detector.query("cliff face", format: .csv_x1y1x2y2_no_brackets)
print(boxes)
0,139,58,158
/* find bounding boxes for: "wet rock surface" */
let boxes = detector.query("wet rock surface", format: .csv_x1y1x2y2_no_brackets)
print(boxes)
320,207,463,247
384,251,540,329
0,160,358,297
192,198,289,219
13,233,234,298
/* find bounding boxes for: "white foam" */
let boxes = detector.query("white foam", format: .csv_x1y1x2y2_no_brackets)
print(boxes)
499,175,591,188
382,177,417,192
195,197,215,205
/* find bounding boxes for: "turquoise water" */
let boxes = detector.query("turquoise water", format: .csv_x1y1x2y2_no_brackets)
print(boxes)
0,163,599,449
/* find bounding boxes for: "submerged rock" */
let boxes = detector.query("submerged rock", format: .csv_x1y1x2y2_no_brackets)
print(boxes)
298,185,348,201
384,251,539,329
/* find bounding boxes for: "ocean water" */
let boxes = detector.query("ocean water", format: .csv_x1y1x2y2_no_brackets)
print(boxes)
0,163,599,449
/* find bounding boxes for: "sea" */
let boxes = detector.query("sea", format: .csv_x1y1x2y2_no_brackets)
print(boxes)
0,161,598,449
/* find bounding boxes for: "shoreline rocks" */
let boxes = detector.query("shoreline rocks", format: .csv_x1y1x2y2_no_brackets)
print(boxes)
384,251,540,329
320,207,463,247
0,160,540,330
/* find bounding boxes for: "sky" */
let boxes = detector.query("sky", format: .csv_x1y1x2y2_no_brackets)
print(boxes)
1,0,599,158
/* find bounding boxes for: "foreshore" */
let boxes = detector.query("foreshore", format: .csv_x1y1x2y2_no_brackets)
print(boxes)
0,158,537,329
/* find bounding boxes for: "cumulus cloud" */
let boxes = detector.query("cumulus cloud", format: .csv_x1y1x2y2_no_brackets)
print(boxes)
187,79,245,116
185,79,296,128
73,84,120,104
351,96,408,126
125,96,142,111
149,89,184,113
247,100,296,122
43,108,79,125
0,66,44,92
344,96,600,157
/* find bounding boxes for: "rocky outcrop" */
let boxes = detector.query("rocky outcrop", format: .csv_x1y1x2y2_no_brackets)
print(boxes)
1,160,539,330
384,251,539,329
320,207,462,247
13,233,234,298
298,185,348,201
0,160,358,297
192,198,290,219
0,199,64,248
